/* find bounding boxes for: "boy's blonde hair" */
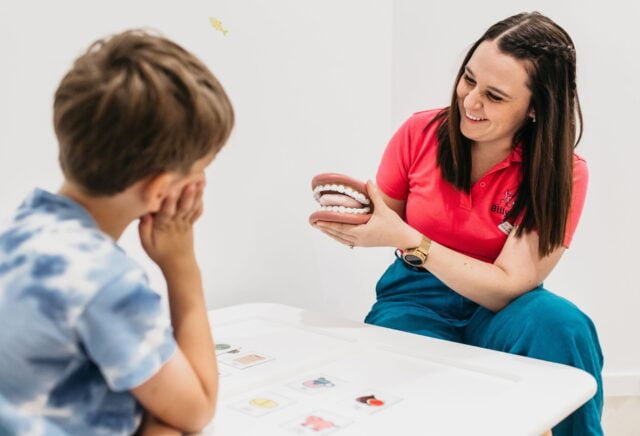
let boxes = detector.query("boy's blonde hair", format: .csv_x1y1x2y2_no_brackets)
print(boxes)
54,29,234,195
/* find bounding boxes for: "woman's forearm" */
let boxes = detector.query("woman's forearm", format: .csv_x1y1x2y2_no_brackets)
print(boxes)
399,229,522,312
424,241,517,311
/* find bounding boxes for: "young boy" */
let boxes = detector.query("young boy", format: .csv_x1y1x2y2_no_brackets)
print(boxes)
0,29,234,435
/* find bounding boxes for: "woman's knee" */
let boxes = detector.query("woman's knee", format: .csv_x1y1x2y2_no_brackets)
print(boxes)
501,289,602,362
507,289,593,332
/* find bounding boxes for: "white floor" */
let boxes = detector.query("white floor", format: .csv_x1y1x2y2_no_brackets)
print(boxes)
602,396,640,435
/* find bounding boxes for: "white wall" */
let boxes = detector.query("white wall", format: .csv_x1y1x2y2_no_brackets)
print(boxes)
1,1,637,396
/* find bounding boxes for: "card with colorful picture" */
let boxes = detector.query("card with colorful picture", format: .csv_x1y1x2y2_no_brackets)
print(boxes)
286,374,345,395
338,389,402,414
218,350,275,369
228,392,296,417
215,342,242,356
282,410,353,434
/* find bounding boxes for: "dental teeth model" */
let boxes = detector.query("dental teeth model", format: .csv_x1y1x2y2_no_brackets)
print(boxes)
309,173,373,225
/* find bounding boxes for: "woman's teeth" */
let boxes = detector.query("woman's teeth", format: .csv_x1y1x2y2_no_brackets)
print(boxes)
465,111,487,121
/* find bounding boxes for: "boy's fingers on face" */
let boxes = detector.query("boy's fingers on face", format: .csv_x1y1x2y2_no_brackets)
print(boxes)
177,184,197,218
191,182,204,207
189,203,203,223
184,183,204,221
157,191,178,222
195,182,204,201
186,193,204,221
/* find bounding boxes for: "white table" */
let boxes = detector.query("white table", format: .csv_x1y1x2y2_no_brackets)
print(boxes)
201,303,596,436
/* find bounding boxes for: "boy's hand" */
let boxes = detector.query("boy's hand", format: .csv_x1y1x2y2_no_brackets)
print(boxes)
139,182,204,271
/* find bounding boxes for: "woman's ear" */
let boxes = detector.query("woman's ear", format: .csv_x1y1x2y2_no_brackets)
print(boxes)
141,172,176,213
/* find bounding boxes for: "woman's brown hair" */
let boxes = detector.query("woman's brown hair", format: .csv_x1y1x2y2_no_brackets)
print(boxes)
432,11,582,256
54,29,234,195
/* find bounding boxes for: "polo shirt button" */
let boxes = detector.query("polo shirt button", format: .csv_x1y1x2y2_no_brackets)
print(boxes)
480,182,486,187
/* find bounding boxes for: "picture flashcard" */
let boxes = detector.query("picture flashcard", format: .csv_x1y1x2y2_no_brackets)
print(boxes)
282,410,353,434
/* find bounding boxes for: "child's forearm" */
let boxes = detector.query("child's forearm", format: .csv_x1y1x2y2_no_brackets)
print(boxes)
162,256,219,410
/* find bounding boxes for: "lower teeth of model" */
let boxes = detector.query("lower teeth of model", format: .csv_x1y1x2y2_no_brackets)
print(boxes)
318,206,370,214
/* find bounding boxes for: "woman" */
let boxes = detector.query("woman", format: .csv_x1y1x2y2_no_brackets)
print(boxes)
313,11,603,436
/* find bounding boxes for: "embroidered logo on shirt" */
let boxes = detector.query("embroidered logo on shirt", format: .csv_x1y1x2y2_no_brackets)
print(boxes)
490,189,515,216
500,190,514,206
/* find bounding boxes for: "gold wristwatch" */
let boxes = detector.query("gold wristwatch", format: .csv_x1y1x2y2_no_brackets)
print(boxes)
401,235,431,267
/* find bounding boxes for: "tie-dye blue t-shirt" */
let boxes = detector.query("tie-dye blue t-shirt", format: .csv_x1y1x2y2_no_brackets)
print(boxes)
0,189,177,435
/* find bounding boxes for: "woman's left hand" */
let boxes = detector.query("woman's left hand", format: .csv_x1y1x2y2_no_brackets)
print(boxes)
313,181,421,249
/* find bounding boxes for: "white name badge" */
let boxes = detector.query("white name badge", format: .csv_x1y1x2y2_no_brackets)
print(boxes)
498,221,514,235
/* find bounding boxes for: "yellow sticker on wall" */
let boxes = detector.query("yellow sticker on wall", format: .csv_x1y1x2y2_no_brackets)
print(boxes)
209,17,229,36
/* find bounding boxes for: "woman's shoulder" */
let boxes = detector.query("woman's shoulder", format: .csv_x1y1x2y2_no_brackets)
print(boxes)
573,152,586,164
395,108,446,150
572,152,588,186
405,107,447,130
573,152,588,173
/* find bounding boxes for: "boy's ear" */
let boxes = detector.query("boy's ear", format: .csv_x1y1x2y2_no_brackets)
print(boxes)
142,172,177,212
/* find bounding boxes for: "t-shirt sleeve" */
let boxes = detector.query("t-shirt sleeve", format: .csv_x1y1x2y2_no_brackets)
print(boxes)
75,268,177,392
376,117,414,200
563,157,589,248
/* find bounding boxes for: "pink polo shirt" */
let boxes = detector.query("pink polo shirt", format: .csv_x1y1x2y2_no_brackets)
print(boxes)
377,108,588,263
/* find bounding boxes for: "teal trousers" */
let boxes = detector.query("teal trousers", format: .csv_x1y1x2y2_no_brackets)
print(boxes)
365,257,604,436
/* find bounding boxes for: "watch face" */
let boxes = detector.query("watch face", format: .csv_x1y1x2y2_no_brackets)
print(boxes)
403,253,423,266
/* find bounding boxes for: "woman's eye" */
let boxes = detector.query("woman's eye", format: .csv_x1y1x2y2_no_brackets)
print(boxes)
463,74,502,102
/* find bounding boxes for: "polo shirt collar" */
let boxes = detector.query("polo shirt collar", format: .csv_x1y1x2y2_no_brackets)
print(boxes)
510,144,523,163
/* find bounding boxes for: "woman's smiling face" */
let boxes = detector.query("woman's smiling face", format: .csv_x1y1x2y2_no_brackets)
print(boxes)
456,39,534,149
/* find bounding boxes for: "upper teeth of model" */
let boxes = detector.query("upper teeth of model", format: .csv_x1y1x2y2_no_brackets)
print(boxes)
466,112,485,121
312,184,371,205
